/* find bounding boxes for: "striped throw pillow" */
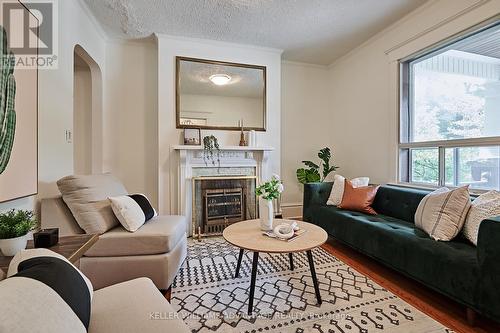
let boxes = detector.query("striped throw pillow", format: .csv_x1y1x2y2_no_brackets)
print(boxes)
415,186,471,241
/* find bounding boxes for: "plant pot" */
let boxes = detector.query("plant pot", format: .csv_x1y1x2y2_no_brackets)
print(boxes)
0,234,28,256
259,198,274,231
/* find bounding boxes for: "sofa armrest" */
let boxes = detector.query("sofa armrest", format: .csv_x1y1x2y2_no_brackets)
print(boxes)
477,215,500,268
302,182,333,222
477,215,500,317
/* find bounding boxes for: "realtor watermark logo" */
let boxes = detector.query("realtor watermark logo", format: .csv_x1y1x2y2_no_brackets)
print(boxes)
1,0,58,69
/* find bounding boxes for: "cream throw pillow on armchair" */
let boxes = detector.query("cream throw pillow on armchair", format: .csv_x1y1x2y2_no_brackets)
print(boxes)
327,174,369,206
415,186,471,241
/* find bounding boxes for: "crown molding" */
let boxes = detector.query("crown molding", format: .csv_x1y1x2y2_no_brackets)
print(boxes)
154,33,283,55
281,60,328,69
328,0,491,68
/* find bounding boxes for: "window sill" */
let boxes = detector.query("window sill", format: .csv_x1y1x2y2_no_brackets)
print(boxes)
388,182,489,196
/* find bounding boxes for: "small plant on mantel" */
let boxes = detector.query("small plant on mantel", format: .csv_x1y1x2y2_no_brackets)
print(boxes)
203,135,221,168
296,147,339,184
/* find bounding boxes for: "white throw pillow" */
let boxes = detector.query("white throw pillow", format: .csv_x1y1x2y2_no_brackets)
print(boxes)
415,186,471,241
463,190,500,246
109,194,157,232
327,175,370,206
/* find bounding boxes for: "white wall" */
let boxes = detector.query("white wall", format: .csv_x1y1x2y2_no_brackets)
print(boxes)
0,0,106,213
327,0,500,185
103,39,158,206
157,35,282,214
281,61,331,215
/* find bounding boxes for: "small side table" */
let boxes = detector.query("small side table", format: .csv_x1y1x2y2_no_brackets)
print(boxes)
0,234,99,272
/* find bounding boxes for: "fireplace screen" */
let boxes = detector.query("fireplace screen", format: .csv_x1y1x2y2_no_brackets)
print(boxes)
204,188,243,233
193,176,257,236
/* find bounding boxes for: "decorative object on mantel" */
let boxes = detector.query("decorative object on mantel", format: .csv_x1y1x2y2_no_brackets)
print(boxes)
256,174,284,231
238,119,247,146
183,128,201,145
296,147,339,184
0,209,36,256
202,135,221,167
248,130,257,147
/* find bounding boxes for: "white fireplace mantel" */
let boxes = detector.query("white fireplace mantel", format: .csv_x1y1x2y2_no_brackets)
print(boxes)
172,145,274,151
173,145,274,235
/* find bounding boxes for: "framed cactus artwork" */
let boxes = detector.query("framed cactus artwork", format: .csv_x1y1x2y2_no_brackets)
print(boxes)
0,3,38,203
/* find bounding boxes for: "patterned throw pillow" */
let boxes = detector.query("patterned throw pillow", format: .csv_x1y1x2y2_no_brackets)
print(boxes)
327,174,370,206
109,194,157,232
463,190,500,246
414,186,471,241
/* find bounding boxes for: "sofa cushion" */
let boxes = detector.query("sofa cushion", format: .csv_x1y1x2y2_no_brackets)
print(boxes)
372,185,431,223
57,174,128,234
84,215,187,257
89,277,190,333
311,205,480,305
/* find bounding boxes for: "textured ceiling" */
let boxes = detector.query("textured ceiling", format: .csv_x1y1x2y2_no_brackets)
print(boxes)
180,60,264,98
84,0,427,65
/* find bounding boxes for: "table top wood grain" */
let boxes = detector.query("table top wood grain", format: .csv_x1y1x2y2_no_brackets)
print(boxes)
223,219,327,253
0,234,99,273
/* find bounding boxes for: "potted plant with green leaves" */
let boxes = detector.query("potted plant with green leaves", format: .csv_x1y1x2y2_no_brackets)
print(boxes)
296,147,338,184
0,209,37,256
203,135,221,168
256,174,284,231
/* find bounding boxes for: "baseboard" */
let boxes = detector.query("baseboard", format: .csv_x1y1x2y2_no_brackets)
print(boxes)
281,202,303,220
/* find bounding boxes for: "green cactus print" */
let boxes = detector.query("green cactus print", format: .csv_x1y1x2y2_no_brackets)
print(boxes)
0,25,16,174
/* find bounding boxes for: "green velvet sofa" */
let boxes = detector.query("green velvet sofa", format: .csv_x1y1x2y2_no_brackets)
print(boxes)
303,182,500,322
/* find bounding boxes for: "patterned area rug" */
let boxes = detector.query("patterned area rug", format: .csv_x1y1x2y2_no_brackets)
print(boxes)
171,238,450,333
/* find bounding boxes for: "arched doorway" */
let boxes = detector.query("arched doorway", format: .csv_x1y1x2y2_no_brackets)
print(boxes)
73,45,103,174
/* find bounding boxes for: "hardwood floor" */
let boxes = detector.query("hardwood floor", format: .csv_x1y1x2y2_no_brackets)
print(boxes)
322,238,500,333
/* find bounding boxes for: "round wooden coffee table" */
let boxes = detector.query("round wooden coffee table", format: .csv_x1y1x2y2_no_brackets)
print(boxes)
223,219,328,315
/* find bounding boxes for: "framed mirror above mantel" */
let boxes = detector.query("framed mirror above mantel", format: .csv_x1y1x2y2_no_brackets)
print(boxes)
176,56,267,131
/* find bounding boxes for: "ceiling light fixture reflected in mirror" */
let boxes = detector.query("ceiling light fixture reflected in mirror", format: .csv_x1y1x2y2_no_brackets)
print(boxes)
209,74,231,85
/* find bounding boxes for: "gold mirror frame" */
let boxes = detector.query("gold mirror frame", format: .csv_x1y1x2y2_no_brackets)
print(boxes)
176,56,267,131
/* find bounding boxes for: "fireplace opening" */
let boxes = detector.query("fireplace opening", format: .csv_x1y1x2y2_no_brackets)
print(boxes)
204,188,243,233
193,176,257,237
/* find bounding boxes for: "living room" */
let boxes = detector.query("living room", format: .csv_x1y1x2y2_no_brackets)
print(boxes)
0,0,500,332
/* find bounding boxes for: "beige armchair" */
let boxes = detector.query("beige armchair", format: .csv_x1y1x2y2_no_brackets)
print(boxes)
41,175,187,291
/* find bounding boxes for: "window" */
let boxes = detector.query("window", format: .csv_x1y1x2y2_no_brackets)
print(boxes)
399,21,500,190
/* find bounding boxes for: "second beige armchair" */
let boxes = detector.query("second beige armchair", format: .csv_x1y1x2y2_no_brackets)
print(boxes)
41,174,187,290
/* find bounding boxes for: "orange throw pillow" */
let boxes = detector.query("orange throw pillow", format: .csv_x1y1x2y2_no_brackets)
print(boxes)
339,180,380,215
